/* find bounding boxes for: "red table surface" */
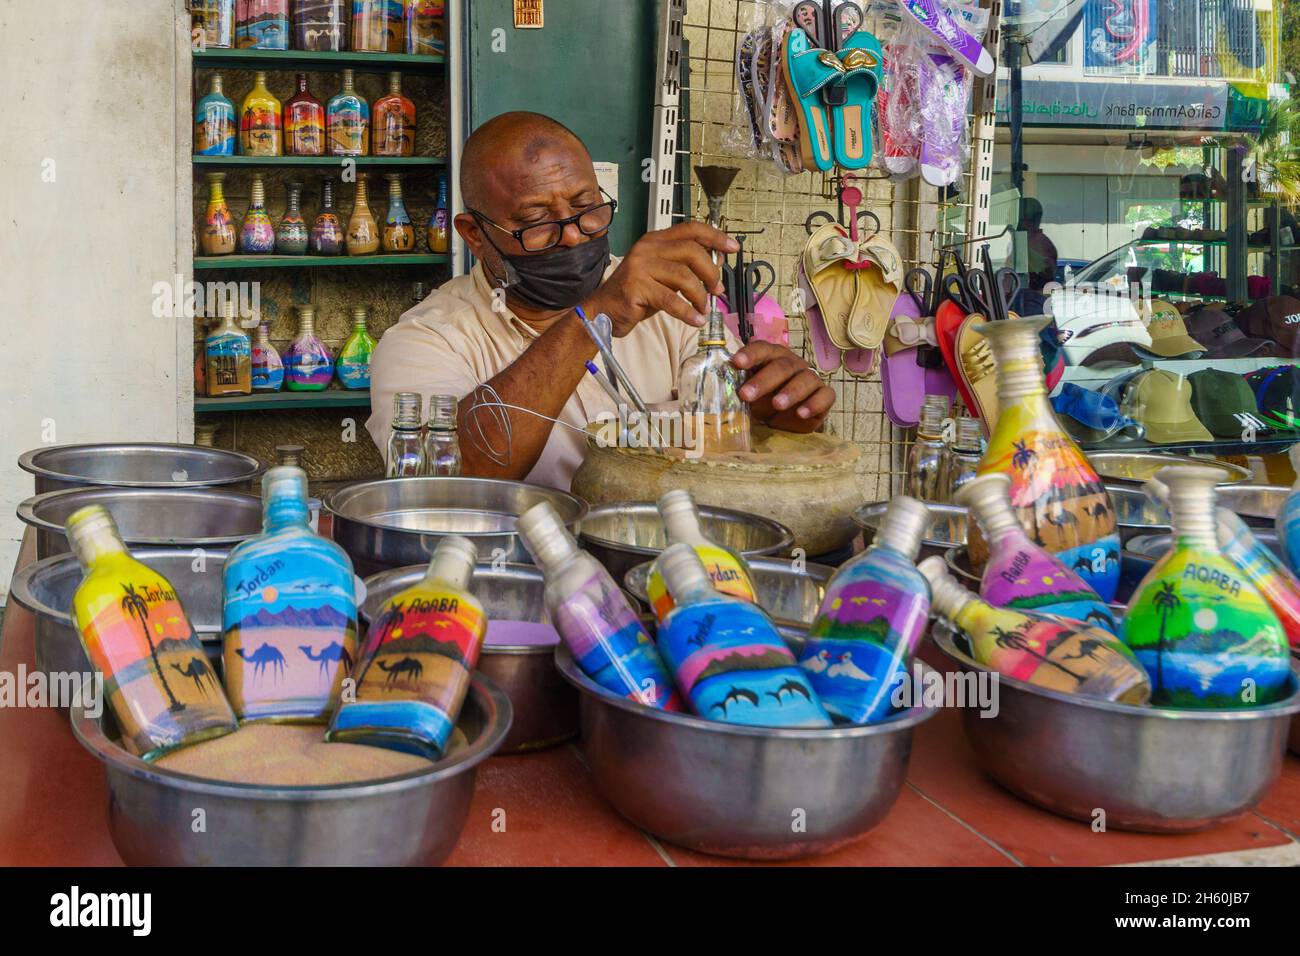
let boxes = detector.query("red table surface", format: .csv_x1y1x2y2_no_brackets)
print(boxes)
3,530,1299,868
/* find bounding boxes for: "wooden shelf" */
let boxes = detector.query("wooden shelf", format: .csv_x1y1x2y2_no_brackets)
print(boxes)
194,254,449,269
193,155,447,169
193,48,444,74
196,390,372,412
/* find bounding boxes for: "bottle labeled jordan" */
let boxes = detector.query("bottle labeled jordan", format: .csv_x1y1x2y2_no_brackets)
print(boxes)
222,466,359,722
518,502,681,710
957,473,1118,635
66,505,237,760
919,556,1150,704
329,536,484,756
645,489,758,622
797,496,932,724
658,544,831,728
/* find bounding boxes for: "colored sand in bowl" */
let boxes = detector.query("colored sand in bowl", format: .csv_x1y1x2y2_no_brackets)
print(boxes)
486,619,560,648
153,723,468,785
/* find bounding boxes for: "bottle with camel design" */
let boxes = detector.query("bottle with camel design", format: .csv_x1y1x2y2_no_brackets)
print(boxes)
239,71,282,156
645,489,758,623
957,473,1119,636
66,505,236,760
328,535,484,756
796,496,932,724
1125,466,1290,708
967,316,1120,602
918,556,1150,704
517,501,682,711
658,544,831,728
222,466,359,722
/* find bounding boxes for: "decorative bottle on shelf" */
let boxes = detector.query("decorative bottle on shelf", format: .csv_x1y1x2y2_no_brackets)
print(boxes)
238,174,276,254
1125,466,1290,708
658,544,832,727
192,0,236,48
326,68,369,156
1274,445,1300,574
310,178,345,255
380,174,415,252
797,496,932,724
351,0,405,52
291,0,347,50
372,72,416,157
346,173,380,255
427,174,449,254
283,73,325,156
903,395,948,500
957,473,1118,635
968,316,1120,602
678,311,752,455
423,394,461,476
239,70,282,156
275,181,309,255
194,73,236,156
404,0,445,55
204,300,252,397
223,466,359,723
937,414,983,502
66,505,237,760
336,307,376,389
236,0,290,48
283,305,334,391
251,322,284,392
200,172,236,256
918,557,1151,704
329,535,483,756
645,489,757,622
386,392,426,476
517,502,682,710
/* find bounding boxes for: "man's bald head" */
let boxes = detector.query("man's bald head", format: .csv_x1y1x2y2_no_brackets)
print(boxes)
460,111,590,213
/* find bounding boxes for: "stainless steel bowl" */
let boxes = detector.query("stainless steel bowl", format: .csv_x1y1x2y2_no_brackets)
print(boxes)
17,487,264,560
1107,483,1284,538
624,556,832,628
555,643,938,859
70,675,511,866
932,622,1300,832
326,477,587,576
1129,528,1283,562
9,548,227,684
1088,451,1252,487
853,501,967,562
18,443,265,495
578,501,793,584
361,563,577,754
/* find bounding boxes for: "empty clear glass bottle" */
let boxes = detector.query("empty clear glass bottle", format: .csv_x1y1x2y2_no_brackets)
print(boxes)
938,415,984,502
423,394,461,476
387,392,425,477
904,395,948,500
678,311,751,455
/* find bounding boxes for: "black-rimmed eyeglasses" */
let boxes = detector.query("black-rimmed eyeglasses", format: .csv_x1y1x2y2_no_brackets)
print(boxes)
469,188,617,252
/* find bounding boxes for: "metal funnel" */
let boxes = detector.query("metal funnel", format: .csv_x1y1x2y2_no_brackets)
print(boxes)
694,165,740,227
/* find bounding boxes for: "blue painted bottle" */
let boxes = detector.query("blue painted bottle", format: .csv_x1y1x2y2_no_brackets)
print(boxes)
222,466,359,722
658,544,831,728
797,497,933,724
1275,445,1300,575
194,73,236,155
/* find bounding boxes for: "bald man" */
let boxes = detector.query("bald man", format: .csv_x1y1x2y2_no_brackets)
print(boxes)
366,111,835,489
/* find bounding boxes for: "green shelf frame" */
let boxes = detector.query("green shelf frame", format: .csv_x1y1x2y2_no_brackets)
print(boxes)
193,48,444,74
194,254,449,269
193,155,446,169
196,391,372,412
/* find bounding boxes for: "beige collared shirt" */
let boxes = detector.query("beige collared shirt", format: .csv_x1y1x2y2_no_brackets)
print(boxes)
366,259,728,490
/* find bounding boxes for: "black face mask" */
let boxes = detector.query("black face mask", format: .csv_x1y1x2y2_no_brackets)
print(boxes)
485,234,611,312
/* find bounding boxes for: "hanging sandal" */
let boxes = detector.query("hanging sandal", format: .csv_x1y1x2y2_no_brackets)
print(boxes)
827,30,884,170
956,314,999,429
803,222,863,351
797,259,842,373
845,232,904,349
782,27,840,172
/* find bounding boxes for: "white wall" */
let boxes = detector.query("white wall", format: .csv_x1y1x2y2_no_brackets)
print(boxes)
0,2,190,597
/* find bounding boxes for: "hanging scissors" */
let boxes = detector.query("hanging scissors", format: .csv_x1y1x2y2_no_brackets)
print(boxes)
942,272,980,316
792,1,862,50
969,260,1021,323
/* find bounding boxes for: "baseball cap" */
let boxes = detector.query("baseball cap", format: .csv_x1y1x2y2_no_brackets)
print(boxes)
1182,308,1277,359
1237,295,1300,355
1119,369,1214,444
1187,369,1274,439
1050,289,1153,366
1246,365,1300,430
1051,383,1141,442
1141,300,1204,358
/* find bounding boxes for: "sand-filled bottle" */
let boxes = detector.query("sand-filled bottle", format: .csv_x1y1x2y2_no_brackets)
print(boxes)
919,556,1151,704
518,502,681,710
236,0,289,49
427,173,449,254
336,306,376,389
1275,445,1300,575
968,317,1119,602
351,0,404,52
1125,466,1290,708
223,466,359,722
381,174,415,252
957,473,1118,635
193,0,235,48
239,71,282,156
239,174,276,254
345,173,380,255
275,181,309,254
204,299,252,396
200,172,236,256
329,535,483,756
194,73,236,155
372,72,415,157
291,0,347,50
310,177,345,255
404,0,445,54
284,73,325,156
658,544,831,727
797,496,931,724
326,68,369,156
67,506,236,759
283,305,334,390
645,489,757,622
251,322,284,392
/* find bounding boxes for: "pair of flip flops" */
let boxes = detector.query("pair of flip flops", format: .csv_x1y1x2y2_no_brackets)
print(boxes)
881,295,958,428
782,26,884,172
798,258,876,376
738,23,804,175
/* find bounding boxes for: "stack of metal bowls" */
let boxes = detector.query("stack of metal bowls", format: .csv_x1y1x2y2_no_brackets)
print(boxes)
1087,451,1252,488
853,502,966,562
19,443,265,494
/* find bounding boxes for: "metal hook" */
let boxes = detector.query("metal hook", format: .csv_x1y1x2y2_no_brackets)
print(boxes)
935,223,1014,251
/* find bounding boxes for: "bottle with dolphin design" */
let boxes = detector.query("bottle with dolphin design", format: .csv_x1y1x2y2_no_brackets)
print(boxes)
797,496,932,724
1275,444,1300,576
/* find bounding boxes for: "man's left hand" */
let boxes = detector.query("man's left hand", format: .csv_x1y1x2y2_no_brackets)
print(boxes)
731,342,835,433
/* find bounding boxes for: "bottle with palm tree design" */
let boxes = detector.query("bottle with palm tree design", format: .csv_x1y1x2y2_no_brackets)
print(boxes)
66,505,237,759
328,535,485,756
918,556,1150,704
200,171,236,256
222,466,359,722
1125,465,1290,708
239,70,282,156
968,317,1120,603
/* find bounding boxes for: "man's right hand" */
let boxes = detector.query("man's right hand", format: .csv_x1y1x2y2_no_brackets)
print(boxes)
581,222,739,336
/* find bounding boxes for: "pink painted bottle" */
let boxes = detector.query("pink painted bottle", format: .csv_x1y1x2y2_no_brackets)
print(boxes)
956,473,1119,636
517,502,681,711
